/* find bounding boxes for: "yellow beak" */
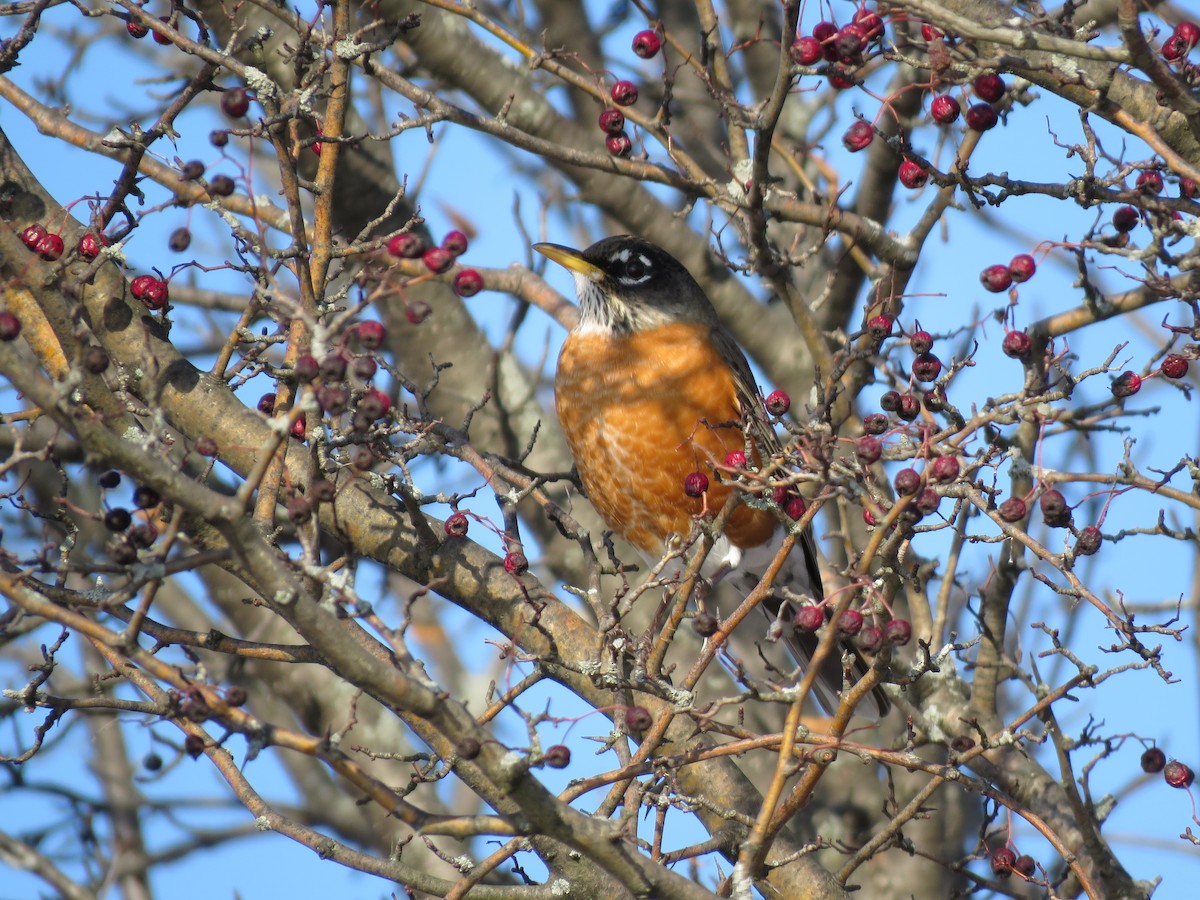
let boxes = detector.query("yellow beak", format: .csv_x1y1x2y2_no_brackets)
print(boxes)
533,242,605,282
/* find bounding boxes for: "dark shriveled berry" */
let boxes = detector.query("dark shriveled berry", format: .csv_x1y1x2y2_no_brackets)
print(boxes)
544,744,571,768
858,626,883,653
965,103,999,131
896,393,921,421
1113,205,1139,233
912,352,942,382
885,618,913,645
880,390,901,412
310,479,336,503
973,74,1006,103
320,352,348,381
195,436,218,457
208,174,236,197
1074,525,1102,556
168,227,191,252
1039,490,1070,527
82,346,110,374
294,354,319,383
287,495,313,525
457,737,481,760
1141,746,1167,773
998,497,1027,523
405,300,432,325
221,87,250,118
683,470,709,497
862,413,888,435
991,848,1017,878
838,609,864,635
692,612,719,637
1014,855,1036,878
1110,371,1142,398
133,485,161,509
914,488,941,516
909,330,933,354
625,706,652,733
1136,170,1165,195
856,435,883,464
930,456,960,483
104,508,132,532
894,468,921,495
503,551,528,575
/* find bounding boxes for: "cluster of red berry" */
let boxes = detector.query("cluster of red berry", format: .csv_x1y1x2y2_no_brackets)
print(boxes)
790,8,885,90
594,28,662,158
386,229,483,309
1159,20,1199,64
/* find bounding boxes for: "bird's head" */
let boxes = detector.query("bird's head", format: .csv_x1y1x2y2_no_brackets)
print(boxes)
534,235,720,333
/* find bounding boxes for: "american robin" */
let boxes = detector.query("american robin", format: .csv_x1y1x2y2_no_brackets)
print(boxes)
536,235,888,718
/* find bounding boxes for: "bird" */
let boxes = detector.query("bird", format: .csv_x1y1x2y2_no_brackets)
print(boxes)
536,235,888,718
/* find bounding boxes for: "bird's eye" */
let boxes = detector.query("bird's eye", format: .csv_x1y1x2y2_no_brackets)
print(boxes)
623,258,647,280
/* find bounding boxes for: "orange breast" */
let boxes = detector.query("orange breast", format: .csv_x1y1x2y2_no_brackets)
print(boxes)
555,322,776,555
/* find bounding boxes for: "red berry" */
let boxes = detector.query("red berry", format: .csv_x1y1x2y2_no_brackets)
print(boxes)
858,625,883,653
597,108,625,134
724,450,747,469
909,330,933,354
423,247,453,274
835,24,866,62
794,605,824,632
610,81,638,106
885,618,913,645
812,21,837,43
912,352,942,382
405,300,432,325
920,23,943,42
867,314,893,339
1162,34,1189,62
1180,177,1199,199
838,609,864,635
1008,254,1036,283
36,232,65,261
453,269,484,297
898,159,928,189
257,393,275,415
965,103,999,131
1014,855,1036,878
879,389,901,412
444,511,469,538
1002,330,1032,359
923,387,947,412
998,497,1027,523
319,352,348,381
317,385,349,415
1177,21,1200,49
853,9,884,42
1165,760,1195,788
130,274,158,304
360,387,392,420
827,67,855,89
1111,371,1142,398
356,320,386,350
3,309,25,340
856,435,882,464
79,233,107,259
896,393,921,421
1075,525,1102,556
127,20,149,39
1113,205,1139,232
141,278,169,310
683,471,709,497
790,35,822,66
914,488,941,515
544,744,571,768
1136,170,1164,195
605,132,633,157
290,415,308,440
294,354,319,383
152,17,173,45
625,706,652,733
980,264,1012,293
973,74,1005,103
784,496,807,520
503,551,528,575
894,468,921,495
208,174,235,197
930,94,960,124
991,847,1016,877
843,120,874,152
1141,747,1167,773
632,30,661,58
19,223,46,250
352,354,377,381
222,87,250,118
765,389,791,415
930,456,960,483
863,413,888,435
442,230,469,256
1161,353,1189,378
388,233,425,259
